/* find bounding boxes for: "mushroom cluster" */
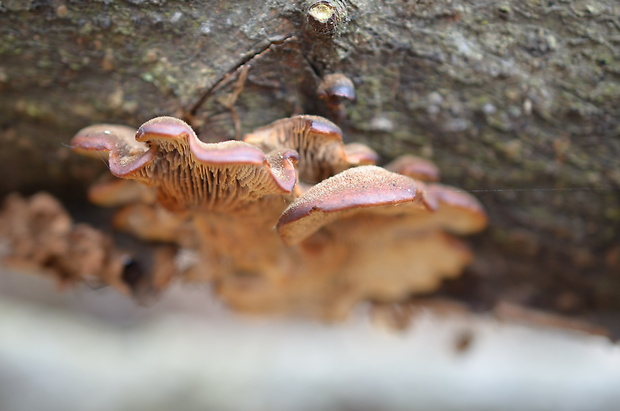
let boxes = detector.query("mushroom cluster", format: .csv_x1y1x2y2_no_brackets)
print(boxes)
0,191,180,298
61,114,487,318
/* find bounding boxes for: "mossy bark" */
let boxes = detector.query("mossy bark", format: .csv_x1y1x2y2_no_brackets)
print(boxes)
1,0,619,323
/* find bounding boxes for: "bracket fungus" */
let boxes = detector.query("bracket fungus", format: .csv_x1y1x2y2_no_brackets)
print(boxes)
0,113,487,319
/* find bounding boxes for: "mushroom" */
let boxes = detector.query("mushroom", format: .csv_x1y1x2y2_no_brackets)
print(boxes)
87,177,156,207
384,154,441,182
72,116,299,212
71,116,303,284
317,73,356,102
0,112,487,320
216,166,482,319
420,183,488,234
277,166,434,245
244,114,377,182
317,73,356,122
0,192,132,293
271,166,475,317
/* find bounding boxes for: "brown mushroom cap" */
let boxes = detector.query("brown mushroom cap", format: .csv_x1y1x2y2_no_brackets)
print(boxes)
384,155,440,182
421,183,488,234
317,73,356,102
72,116,299,212
244,115,377,183
277,165,434,245
71,124,155,177
384,156,486,233
343,143,379,166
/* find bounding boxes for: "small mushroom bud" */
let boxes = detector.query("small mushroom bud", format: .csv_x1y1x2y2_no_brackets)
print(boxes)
317,73,355,104
317,73,355,122
306,0,347,35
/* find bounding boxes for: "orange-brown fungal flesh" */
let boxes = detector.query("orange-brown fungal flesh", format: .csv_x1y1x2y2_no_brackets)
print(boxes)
72,116,299,212
339,231,473,307
244,115,376,183
385,155,440,182
112,203,185,243
0,192,72,270
277,165,433,245
87,178,156,207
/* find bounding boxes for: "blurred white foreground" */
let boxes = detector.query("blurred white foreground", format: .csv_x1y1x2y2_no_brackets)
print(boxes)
1,270,619,411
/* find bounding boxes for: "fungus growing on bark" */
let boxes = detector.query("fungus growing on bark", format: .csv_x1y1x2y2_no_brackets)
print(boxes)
317,73,355,122
0,192,181,300
272,166,478,316
71,116,301,284
0,113,487,319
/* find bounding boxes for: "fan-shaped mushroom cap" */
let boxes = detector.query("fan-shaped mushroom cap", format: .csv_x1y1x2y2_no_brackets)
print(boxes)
72,116,299,212
384,156,486,233
244,115,377,183
71,124,155,177
385,155,441,182
277,165,434,245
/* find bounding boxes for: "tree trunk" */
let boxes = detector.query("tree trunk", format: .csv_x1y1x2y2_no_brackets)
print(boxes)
1,0,619,325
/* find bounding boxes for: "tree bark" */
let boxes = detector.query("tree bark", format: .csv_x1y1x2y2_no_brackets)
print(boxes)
0,0,619,323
